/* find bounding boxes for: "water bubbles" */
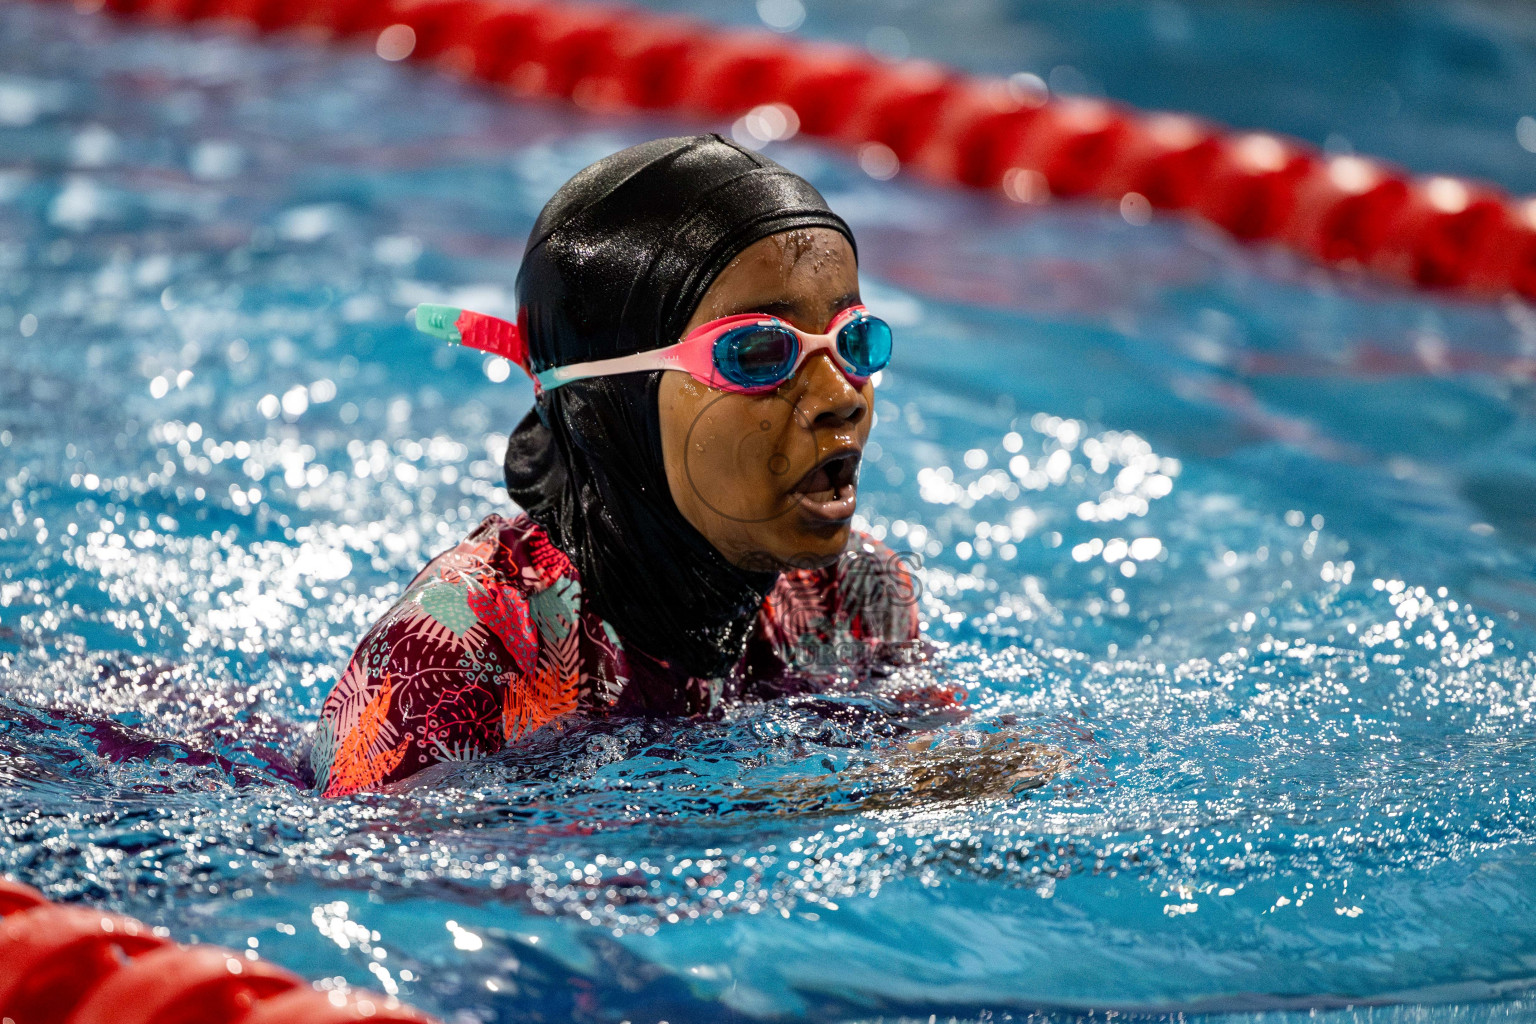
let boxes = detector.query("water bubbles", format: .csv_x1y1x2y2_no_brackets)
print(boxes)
265,337,298,367
482,356,510,383
755,0,805,32
1519,115,1536,154
134,253,173,289
857,142,900,181
444,920,483,952
276,204,344,243
1008,72,1049,106
1047,63,1094,96
1425,175,1471,214
189,140,243,181
48,175,112,230
371,235,422,267
68,123,117,168
865,25,911,62
1002,167,1049,205
374,24,415,62
0,74,65,127
284,386,310,417
731,103,800,150
1119,191,1153,225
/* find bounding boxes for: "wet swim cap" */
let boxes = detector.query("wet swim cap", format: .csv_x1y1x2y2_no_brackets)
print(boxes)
503,134,856,680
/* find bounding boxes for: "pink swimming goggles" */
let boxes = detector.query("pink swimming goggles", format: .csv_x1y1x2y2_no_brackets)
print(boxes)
412,303,892,396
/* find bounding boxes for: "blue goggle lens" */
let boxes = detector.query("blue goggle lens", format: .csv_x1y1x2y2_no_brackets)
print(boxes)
836,314,893,376
714,324,799,389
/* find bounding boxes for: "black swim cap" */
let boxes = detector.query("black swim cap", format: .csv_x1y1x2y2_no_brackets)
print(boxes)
502,134,856,681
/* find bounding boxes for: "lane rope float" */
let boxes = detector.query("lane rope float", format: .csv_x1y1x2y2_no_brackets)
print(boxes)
0,876,442,1024
44,0,1536,300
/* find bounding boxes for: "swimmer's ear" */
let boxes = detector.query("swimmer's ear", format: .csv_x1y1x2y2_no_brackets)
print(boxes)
411,303,534,385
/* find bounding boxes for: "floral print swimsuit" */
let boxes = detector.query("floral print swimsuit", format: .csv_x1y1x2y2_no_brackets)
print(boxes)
310,513,921,797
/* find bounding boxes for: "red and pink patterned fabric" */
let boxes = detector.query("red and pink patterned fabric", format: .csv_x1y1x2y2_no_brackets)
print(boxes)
311,513,921,797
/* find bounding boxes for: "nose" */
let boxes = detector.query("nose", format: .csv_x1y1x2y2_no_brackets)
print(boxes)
793,351,867,428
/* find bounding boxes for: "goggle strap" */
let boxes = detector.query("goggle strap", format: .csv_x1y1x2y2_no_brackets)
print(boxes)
537,349,681,391
413,303,537,386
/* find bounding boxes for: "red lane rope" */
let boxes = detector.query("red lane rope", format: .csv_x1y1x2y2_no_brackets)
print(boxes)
55,0,1536,301
0,877,441,1024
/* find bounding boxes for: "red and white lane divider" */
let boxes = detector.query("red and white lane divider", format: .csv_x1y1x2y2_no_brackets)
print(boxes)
33,0,1536,300
51,0,1536,301
0,877,440,1024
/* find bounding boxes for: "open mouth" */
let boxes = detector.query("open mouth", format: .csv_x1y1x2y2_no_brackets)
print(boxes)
789,448,861,523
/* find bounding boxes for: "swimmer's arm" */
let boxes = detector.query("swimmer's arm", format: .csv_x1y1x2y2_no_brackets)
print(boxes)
310,579,523,797
739,731,1072,816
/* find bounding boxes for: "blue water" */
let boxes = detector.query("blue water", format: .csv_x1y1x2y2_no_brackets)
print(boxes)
3,2,1536,1022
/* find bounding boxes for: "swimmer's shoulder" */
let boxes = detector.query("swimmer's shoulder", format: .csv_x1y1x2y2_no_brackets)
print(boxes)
833,529,922,642
843,528,918,582
758,529,921,644
459,511,578,592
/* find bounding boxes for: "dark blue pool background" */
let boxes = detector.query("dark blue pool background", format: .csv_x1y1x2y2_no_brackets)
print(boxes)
3,1,1536,1022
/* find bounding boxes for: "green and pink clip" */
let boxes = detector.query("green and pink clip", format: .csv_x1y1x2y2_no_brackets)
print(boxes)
412,302,535,386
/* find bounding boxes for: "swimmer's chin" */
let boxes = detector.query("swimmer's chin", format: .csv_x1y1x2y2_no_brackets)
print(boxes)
762,521,855,572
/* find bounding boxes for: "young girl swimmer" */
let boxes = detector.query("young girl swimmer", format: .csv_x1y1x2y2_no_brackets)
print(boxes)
310,134,922,798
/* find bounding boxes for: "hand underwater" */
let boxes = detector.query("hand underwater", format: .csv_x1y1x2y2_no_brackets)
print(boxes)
740,729,1077,817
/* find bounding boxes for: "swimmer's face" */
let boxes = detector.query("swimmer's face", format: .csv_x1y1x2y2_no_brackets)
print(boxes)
659,227,872,572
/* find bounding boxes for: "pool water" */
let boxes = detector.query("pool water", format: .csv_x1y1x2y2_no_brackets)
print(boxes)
4,2,1536,1022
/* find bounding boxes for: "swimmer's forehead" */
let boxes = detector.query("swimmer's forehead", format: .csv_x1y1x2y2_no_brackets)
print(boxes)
697,229,861,329
715,291,863,325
